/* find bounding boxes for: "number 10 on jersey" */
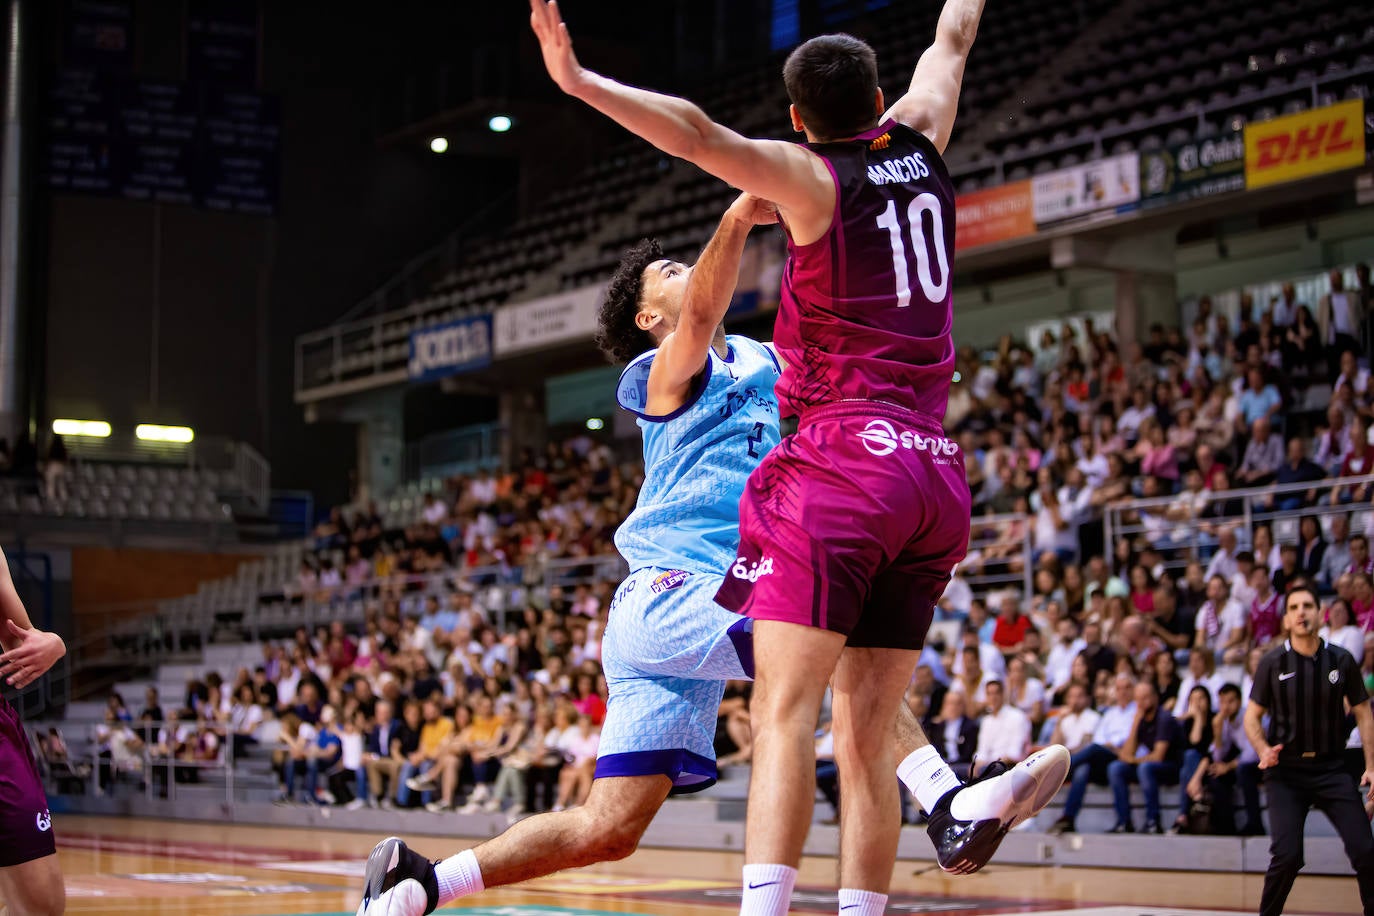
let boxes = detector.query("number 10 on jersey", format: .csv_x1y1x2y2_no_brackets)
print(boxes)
876,193,949,308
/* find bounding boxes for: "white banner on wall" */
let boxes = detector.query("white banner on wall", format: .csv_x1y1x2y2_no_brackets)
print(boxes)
1032,152,1141,225
493,285,604,357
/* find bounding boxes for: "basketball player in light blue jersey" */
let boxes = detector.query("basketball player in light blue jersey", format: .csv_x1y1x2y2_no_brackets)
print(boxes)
359,192,1065,916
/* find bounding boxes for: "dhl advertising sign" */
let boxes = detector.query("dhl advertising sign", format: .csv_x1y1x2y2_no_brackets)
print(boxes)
1244,99,1365,189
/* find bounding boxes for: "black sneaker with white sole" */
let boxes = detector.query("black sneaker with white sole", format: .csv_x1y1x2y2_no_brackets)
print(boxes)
925,745,1072,875
925,763,1013,875
357,837,439,916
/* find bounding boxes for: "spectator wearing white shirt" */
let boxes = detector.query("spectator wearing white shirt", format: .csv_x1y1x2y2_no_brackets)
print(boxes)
1047,683,1101,754
1117,387,1157,444
553,713,599,811
951,629,1007,680
1176,648,1225,707
1049,673,1138,834
1194,576,1249,663
1321,269,1361,356
1314,403,1354,474
1004,657,1046,726
1320,515,1353,590
1045,618,1087,692
1321,599,1365,663
974,681,1031,775
1204,528,1241,585
949,646,994,715
421,494,449,525
1229,552,1258,613
1237,417,1284,487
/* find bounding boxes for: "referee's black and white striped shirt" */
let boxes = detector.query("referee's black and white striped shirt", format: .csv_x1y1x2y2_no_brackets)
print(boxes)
1251,639,1368,766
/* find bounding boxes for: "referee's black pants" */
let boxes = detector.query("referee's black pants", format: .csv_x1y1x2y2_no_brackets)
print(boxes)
1262,764,1374,916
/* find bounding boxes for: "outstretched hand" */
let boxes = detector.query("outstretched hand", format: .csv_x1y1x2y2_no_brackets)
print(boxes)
529,0,586,95
1258,743,1283,770
727,193,779,227
0,619,66,689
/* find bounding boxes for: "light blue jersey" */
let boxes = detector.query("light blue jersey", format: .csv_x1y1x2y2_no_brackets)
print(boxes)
596,333,780,794
613,334,781,575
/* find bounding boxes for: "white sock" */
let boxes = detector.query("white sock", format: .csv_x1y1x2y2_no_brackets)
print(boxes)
839,888,888,916
949,761,1021,822
898,745,962,814
740,863,797,916
435,847,484,905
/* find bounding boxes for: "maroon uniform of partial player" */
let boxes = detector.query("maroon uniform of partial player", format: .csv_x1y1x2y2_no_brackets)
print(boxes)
773,119,956,419
715,118,970,647
0,546,67,915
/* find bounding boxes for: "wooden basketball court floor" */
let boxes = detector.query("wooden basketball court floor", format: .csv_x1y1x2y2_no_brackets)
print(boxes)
14,815,1362,916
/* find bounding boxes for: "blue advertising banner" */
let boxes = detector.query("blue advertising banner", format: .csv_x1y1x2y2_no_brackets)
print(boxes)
408,316,493,382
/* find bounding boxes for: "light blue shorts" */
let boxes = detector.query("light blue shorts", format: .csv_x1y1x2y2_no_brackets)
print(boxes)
594,567,752,795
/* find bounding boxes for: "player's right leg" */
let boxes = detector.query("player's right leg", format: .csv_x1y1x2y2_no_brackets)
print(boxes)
831,644,919,895
357,775,671,916
0,855,65,916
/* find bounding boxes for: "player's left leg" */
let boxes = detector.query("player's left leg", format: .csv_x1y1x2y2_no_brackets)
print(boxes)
0,707,62,915
357,776,672,916
359,673,725,916
0,854,65,916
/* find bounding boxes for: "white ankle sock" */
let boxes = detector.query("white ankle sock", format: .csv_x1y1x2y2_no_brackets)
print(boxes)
949,761,1023,822
739,863,797,916
898,745,962,814
435,847,484,905
839,887,888,916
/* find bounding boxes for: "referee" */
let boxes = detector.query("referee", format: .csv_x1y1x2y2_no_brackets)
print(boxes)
1246,584,1374,916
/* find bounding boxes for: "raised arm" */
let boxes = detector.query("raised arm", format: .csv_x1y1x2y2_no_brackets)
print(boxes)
883,0,985,153
0,547,65,689
529,0,833,235
648,194,777,412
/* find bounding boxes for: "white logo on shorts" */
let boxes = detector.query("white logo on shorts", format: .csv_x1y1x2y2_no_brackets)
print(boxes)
36,810,51,832
731,556,775,583
858,420,899,456
856,419,958,461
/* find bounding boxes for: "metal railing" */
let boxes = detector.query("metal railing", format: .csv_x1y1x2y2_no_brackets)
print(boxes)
1103,472,1374,577
35,717,278,807
195,437,271,514
963,511,1036,599
403,423,504,482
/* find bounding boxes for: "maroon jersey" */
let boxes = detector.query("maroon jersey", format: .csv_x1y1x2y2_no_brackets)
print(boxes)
774,119,956,420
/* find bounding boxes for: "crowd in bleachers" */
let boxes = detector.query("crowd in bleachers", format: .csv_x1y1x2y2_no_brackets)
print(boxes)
71,264,1374,837
302,436,640,597
917,263,1374,835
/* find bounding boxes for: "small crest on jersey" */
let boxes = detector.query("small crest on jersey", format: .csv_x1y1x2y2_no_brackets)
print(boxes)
650,569,691,594
869,132,891,150
1331,669,1341,685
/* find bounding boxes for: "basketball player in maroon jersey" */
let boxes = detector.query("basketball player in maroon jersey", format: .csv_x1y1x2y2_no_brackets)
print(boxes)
0,547,68,915
528,1,1068,912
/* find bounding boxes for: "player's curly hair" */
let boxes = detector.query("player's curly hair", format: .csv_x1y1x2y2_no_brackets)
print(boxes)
783,33,879,142
595,238,663,364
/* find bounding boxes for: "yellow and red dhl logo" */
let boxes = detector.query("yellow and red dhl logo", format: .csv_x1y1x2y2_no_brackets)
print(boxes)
1245,99,1365,189
869,132,891,151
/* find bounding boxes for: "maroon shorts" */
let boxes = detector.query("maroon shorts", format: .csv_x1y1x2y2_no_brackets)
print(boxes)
0,694,56,867
715,402,971,650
